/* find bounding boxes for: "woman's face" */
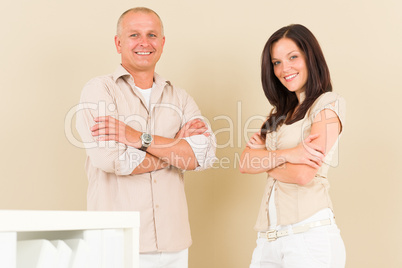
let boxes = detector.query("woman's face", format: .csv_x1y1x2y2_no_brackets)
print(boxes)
271,38,308,98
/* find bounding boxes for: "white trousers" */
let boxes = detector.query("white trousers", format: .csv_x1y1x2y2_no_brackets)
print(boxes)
139,249,188,268
250,210,346,268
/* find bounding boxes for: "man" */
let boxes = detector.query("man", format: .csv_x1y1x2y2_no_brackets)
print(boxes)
76,7,216,268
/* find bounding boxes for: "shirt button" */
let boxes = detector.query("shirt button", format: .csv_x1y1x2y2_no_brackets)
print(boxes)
155,205,159,209
153,180,157,183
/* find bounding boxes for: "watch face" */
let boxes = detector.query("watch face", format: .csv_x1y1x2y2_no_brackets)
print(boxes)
142,133,152,144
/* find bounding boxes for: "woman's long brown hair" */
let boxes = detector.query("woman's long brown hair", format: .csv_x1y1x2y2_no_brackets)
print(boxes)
260,24,332,139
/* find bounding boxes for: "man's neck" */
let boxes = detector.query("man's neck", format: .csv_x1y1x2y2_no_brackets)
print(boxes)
122,64,155,89
131,72,154,89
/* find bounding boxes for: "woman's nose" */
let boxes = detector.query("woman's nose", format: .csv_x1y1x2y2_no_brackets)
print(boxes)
282,60,292,72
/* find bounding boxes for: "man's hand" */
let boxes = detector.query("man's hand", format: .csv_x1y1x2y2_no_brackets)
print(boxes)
175,119,210,139
91,116,142,148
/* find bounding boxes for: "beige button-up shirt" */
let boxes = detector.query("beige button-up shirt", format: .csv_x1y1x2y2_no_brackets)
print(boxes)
254,92,346,231
76,65,216,252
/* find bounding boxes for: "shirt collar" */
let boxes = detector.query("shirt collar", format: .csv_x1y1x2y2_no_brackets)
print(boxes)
112,64,171,87
112,64,131,82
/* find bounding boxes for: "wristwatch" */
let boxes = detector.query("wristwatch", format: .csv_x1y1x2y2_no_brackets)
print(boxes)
140,133,153,151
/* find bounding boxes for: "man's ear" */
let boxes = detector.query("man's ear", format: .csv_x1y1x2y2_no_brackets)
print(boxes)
114,35,121,54
160,36,166,54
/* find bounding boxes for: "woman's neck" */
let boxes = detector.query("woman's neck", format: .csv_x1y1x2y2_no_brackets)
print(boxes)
297,91,306,104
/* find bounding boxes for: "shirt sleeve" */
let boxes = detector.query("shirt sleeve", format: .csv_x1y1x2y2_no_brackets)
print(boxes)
118,146,147,175
75,77,137,176
309,92,346,168
310,92,346,131
182,131,217,171
178,88,217,171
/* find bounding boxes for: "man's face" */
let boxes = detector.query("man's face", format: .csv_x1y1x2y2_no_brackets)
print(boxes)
115,12,165,74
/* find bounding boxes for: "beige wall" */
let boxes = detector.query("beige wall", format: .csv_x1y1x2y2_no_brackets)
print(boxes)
1,0,401,267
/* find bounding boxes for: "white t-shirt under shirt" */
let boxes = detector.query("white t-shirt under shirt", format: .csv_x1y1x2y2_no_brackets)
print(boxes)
136,84,153,110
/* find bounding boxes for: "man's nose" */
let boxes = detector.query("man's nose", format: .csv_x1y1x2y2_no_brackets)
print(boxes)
139,36,150,46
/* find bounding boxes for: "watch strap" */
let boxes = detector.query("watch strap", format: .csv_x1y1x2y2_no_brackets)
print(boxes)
140,133,152,151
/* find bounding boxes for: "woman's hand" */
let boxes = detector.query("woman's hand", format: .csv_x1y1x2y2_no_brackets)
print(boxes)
283,133,325,169
91,116,142,148
247,132,266,150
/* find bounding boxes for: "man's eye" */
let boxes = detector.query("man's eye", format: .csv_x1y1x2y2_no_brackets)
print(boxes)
130,34,138,37
149,34,156,37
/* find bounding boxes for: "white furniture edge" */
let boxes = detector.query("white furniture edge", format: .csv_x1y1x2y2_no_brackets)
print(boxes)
0,210,139,232
0,210,140,268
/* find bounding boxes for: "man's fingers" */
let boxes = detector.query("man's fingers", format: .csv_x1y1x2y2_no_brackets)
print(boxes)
91,120,119,131
181,119,198,132
91,122,115,132
176,119,208,138
91,122,107,131
94,116,116,123
188,127,208,135
92,128,118,136
191,121,206,129
97,134,118,141
186,119,206,129
183,120,193,129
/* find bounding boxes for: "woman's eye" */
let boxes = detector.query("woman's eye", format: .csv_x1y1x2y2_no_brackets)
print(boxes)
290,55,297,60
273,61,280,66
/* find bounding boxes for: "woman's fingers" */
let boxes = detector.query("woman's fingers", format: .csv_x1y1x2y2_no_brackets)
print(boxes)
305,146,324,161
306,159,320,169
307,142,323,153
304,133,319,143
303,135,325,159
246,132,266,149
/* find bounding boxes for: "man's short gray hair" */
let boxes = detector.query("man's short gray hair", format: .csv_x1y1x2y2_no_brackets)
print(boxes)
116,7,164,36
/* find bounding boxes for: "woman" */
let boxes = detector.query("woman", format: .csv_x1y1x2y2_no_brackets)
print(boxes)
240,24,346,267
